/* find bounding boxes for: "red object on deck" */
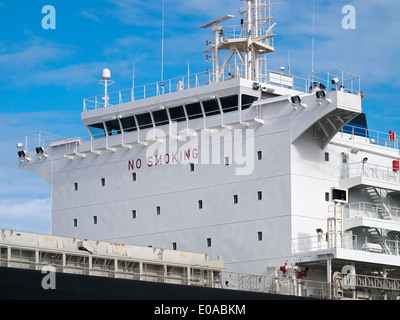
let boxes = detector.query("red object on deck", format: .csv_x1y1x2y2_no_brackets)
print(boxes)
393,160,399,172
389,131,396,141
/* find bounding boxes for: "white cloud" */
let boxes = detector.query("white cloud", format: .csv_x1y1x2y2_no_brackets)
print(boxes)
0,198,51,234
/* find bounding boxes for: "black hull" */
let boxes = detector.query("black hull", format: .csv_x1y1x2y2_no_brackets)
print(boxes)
0,266,310,300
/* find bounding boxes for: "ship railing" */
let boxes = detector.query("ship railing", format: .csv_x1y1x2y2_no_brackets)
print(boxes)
336,125,399,150
83,63,360,111
344,201,400,222
19,131,67,152
340,162,400,184
220,271,336,299
292,232,358,254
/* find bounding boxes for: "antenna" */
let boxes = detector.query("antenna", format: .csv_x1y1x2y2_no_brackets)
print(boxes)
312,0,316,76
161,0,165,85
98,68,114,107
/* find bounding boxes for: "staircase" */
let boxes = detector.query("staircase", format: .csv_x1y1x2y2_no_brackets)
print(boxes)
364,187,395,254
365,187,393,220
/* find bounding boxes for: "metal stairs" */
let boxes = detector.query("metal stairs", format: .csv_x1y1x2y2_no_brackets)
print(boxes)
365,187,393,254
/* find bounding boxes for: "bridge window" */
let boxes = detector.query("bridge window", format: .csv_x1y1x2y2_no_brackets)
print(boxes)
185,102,203,120
168,105,186,122
136,113,153,130
220,94,238,113
153,109,169,126
203,99,220,117
105,119,121,136
120,116,137,132
88,123,106,139
241,94,258,110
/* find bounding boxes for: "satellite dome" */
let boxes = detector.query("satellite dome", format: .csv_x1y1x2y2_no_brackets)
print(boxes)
101,68,111,80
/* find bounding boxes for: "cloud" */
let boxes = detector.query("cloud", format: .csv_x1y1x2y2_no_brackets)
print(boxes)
0,198,51,234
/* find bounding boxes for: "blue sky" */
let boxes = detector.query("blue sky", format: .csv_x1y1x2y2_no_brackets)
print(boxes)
0,0,399,234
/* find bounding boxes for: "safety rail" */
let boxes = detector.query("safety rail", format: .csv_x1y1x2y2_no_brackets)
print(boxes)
336,125,399,150
340,162,400,184
345,202,400,222
83,63,360,111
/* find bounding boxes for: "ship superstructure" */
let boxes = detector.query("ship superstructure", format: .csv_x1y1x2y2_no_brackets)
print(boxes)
16,0,400,299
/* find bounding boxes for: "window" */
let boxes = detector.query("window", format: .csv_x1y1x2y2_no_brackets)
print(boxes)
325,192,330,202
73,219,78,227
220,95,238,113
172,242,177,250
233,194,238,204
101,178,106,187
202,99,220,117
168,105,186,122
93,216,98,224
190,163,195,172
257,151,262,160
325,152,330,162
257,191,263,200
257,231,263,241
105,119,121,136
132,172,137,181
224,156,230,166
153,109,169,126
120,116,137,133
74,182,78,191
156,206,161,215
185,102,203,120
206,238,212,247
131,210,137,219
88,123,106,139
198,200,203,209
136,113,153,130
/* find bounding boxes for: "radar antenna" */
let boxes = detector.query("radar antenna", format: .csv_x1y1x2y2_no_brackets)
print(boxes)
98,68,115,107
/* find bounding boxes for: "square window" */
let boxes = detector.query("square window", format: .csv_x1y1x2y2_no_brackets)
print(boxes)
257,151,262,160
74,182,78,191
172,242,177,250
233,194,238,204
156,206,161,215
257,191,263,200
325,152,329,162
257,231,263,241
325,192,330,202
93,216,98,224
132,210,137,219
132,172,137,181
206,238,212,247
73,218,78,227
198,200,203,209
101,178,106,187
190,163,195,172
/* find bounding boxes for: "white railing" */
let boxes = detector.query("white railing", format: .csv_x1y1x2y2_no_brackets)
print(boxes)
340,162,400,184
20,131,67,152
336,125,399,150
345,202,400,222
83,63,360,111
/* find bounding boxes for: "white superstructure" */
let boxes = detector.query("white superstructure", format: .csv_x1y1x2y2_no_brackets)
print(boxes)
17,1,400,299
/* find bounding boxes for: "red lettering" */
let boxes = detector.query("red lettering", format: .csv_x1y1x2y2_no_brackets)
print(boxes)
193,148,198,159
171,152,178,163
136,159,142,169
185,149,190,160
164,154,170,164
128,160,135,171
155,154,163,166
147,156,153,167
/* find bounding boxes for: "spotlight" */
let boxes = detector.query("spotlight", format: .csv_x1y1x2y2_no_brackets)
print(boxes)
18,150,26,158
291,95,301,105
316,90,326,100
36,147,44,155
252,82,260,90
362,157,368,163
331,78,339,85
